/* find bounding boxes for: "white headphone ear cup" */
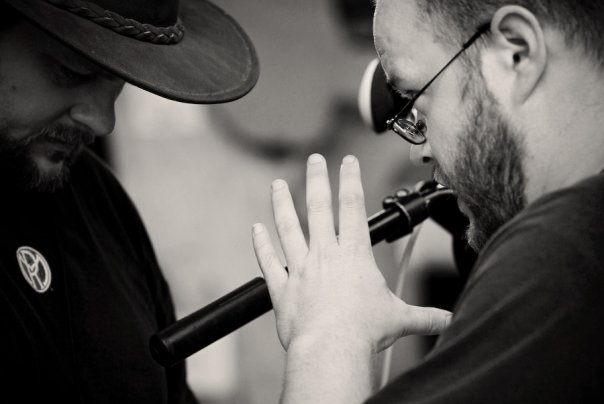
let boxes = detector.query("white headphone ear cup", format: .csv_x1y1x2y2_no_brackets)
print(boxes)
358,58,381,132
357,58,407,133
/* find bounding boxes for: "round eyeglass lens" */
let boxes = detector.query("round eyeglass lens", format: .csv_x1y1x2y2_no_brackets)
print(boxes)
392,119,424,144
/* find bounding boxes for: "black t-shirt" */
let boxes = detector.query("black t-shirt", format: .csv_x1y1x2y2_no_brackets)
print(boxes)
367,172,604,403
0,150,197,403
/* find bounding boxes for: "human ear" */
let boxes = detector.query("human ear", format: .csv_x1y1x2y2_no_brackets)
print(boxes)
486,5,547,104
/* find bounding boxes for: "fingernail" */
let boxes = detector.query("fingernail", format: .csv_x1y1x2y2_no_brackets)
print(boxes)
343,155,356,164
272,179,287,191
308,153,324,164
252,223,264,234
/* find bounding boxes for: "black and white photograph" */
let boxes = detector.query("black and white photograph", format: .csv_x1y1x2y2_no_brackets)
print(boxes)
1,0,602,403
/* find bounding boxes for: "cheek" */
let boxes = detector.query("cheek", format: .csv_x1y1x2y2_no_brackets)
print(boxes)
421,64,470,153
0,84,65,139
425,104,465,170
1,62,70,129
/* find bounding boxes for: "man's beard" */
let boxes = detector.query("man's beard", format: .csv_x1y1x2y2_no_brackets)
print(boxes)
434,73,527,252
0,124,94,192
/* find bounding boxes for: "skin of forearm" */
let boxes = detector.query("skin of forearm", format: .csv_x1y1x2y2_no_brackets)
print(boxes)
280,334,375,404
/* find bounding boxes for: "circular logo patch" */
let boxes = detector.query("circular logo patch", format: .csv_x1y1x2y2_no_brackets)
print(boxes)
16,246,52,293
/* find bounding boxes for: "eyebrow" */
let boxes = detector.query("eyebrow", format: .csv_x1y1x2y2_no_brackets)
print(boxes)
386,76,416,98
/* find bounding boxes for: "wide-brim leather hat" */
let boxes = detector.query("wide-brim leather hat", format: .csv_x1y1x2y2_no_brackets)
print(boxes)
4,0,259,104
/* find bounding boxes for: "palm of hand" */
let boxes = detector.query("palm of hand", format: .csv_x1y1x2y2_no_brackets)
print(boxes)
252,154,452,354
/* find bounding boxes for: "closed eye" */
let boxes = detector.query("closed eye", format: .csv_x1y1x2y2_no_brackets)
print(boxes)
55,62,93,85
41,53,95,87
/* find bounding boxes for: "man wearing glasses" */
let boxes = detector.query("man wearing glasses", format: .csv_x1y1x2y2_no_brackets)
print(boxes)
252,0,604,402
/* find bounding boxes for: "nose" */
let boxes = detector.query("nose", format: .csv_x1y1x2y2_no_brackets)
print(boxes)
69,80,124,136
409,142,433,166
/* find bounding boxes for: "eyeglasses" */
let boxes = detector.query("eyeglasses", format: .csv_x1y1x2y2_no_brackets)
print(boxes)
386,24,491,145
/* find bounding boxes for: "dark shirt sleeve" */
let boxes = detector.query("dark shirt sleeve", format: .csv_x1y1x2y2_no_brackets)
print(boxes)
366,181,604,403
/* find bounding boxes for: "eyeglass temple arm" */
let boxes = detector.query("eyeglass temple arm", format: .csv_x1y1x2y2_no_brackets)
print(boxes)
390,23,491,123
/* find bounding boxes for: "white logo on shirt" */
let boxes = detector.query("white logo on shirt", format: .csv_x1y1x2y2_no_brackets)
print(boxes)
16,246,52,293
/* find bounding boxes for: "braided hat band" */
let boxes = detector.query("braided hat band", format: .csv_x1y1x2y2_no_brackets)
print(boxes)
47,0,185,44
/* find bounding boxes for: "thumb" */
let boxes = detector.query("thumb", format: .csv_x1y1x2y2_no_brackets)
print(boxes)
401,304,453,336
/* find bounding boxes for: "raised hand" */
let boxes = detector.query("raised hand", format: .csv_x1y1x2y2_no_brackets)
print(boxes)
252,154,452,354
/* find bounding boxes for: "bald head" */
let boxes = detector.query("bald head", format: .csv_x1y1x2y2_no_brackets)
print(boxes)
373,0,450,97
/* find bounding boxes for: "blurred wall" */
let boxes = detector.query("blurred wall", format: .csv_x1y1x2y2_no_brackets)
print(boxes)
109,0,456,402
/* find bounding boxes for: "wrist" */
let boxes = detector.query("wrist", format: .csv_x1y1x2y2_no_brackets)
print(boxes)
287,331,374,357
282,332,375,403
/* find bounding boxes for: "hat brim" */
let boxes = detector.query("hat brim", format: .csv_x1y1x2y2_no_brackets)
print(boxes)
5,0,259,104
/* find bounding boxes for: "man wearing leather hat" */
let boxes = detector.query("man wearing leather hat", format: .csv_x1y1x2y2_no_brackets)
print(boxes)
0,0,258,402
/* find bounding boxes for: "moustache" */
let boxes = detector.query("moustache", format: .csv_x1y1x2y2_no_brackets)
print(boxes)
40,125,96,147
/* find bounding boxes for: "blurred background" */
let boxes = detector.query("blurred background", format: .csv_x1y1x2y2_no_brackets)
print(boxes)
95,0,461,402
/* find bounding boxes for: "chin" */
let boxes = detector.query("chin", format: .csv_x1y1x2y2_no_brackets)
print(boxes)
464,216,493,252
457,203,480,252
28,146,82,191
14,154,72,192
0,125,85,191
33,163,71,192
465,222,480,252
